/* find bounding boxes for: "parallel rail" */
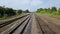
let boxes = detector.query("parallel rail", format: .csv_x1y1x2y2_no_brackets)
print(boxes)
0,14,29,28
10,14,31,34
1,14,32,34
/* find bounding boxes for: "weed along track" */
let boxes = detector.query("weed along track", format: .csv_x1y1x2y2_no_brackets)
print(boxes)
35,15,56,34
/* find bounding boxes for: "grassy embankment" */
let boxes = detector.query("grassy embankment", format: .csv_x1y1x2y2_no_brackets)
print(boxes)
36,11,60,19
0,14,21,21
36,7,60,19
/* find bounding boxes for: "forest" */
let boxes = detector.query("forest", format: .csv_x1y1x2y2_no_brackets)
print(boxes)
0,6,30,18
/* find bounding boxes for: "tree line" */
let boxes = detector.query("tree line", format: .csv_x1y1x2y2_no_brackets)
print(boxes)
36,7,60,15
0,6,30,17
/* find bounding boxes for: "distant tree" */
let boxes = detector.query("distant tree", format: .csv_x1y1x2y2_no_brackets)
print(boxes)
36,8,43,12
36,9,40,12
48,8,50,11
47,8,52,13
5,8,16,16
51,7,57,11
0,6,24,18
0,6,5,16
44,8,47,11
58,8,60,13
25,9,30,13
17,9,22,14
39,8,43,11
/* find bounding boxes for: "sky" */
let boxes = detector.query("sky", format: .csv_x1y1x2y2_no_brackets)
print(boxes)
0,0,60,12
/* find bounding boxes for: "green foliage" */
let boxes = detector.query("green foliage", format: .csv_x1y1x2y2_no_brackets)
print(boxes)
58,8,60,13
16,10,22,15
0,6,23,18
51,7,57,11
36,7,60,15
5,8,16,16
0,6,30,18
37,8,43,13
0,6,5,17
24,9,30,13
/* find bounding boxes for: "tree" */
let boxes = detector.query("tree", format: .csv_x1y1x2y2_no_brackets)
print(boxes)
47,8,52,13
0,6,5,17
44,8,47,11
48,8,51,11
5,8,16,16
17,9,22,14
37,8,43,13
39,8,43,11
58,8,60,13
51,7,57,11
24,9,30,13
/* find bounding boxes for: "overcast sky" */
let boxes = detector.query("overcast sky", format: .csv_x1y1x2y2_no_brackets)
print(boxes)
0,0,60,11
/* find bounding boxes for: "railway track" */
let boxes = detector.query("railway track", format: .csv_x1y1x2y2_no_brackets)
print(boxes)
9,14,31,34
35,14,56,34
0,14,56,34
0,13,32,34
0,14,29,28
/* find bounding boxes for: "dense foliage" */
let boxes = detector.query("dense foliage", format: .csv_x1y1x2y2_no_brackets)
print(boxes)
24,9,30,13
0,6,30,18
36,7,60,15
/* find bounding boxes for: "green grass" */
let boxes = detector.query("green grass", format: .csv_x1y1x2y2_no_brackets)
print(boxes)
0,14,21,20
37,11,60,19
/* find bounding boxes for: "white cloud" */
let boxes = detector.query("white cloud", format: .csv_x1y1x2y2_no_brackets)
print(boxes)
30,0,43,6
47,0,60,8
48,0,60,5
0,0,43,11
19,0,30,5
18,0,43,6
